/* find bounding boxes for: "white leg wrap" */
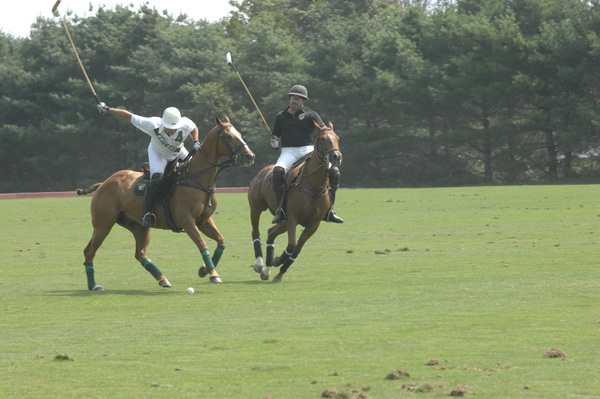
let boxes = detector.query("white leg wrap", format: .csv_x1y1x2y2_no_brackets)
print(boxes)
253,256,264,273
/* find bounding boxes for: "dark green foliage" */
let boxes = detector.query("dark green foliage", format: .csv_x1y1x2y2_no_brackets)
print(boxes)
2,0,600,192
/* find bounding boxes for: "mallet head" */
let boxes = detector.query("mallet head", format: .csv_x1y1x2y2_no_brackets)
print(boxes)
52,0,62,13
226,52,233,66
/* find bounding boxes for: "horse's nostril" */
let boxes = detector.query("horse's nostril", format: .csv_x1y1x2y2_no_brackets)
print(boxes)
244,153,256,165
332,152,342,165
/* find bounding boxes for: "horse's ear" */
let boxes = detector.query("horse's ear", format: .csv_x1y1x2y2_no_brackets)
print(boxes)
328,120,334,130
223,113,229,122
215,114,222,126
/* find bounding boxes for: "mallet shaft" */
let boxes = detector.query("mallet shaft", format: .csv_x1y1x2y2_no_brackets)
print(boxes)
62,19,100,104
233,67,271,134
227,53,271,135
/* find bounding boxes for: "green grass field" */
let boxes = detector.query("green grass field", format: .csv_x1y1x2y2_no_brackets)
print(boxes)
1,186,599,398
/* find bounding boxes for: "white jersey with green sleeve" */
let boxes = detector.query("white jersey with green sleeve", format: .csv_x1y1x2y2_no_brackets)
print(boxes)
130,114,197,161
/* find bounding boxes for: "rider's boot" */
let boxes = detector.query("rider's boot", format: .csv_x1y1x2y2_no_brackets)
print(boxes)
271,166,287,223
323,166,344,223
142,173,162,227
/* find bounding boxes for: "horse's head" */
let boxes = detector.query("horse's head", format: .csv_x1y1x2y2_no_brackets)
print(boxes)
314,121,342,167
211,114,255,167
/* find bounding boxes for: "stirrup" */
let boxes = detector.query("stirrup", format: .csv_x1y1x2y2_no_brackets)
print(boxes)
142,212,156,227
272,208,286,224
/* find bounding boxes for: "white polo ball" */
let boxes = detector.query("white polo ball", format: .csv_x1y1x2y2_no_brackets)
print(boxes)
186,287,195,295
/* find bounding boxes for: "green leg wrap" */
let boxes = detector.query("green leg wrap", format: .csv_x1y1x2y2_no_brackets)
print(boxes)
141,258,162,279
84,261,96,290
212,245,226,267
201,248,216,271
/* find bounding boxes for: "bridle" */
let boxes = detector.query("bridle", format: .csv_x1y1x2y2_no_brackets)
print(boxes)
177,122,249,197
199,123,248,168
314,127,340,165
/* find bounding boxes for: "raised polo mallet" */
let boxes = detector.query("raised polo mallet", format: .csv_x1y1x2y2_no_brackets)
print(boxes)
52,0,62,13
226,52,271,135
62,19,101,104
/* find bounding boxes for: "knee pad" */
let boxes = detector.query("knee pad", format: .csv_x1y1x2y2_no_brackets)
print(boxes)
147,173,163,193
329,167,341,188
271,166,286,189
150,173,163,182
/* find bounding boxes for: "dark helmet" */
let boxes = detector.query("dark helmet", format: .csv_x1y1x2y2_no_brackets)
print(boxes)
287,85,309,100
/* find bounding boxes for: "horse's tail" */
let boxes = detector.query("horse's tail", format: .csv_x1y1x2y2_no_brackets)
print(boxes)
76,183,102,196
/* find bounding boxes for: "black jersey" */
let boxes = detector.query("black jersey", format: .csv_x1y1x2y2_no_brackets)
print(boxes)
272,106,325,147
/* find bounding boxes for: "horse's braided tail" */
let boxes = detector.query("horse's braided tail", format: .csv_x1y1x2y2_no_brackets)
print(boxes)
76,183,102,196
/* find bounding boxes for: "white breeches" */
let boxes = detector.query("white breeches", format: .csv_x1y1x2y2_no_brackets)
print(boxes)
148,144,189,176
275,145,314,173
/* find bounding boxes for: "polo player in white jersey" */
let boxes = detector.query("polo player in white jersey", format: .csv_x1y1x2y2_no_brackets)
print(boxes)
97,102,201,227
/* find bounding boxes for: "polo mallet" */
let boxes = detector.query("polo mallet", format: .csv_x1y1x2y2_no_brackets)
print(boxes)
52,0,62,13
62,19,101,104
226,52,271,135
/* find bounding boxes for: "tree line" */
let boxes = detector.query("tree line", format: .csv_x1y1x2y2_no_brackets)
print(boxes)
1,0,600,192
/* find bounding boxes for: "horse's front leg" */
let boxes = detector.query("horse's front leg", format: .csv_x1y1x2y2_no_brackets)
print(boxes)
272,221,320,283
271,217,300,283
130,223,172,288
180,218,222,284
198,217,226,267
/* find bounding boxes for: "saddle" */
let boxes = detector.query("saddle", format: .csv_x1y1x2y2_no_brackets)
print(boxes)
270,153,314,214
133,160,185,233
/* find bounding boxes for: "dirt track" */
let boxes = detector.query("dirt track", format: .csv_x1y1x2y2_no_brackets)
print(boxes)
0,187,248,200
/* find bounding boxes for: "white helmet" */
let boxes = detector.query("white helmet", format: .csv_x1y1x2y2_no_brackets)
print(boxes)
162,107,183,130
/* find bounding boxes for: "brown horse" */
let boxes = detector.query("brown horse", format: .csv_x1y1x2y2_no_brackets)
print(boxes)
79,115,255,290
248,121,342,282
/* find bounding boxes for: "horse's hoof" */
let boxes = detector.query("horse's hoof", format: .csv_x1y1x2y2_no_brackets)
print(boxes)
272,277,282,283
198,265,207,278
253,263,263,274
260,267,271,281
158,277,172,288
91,285,104,291
208,269,222,284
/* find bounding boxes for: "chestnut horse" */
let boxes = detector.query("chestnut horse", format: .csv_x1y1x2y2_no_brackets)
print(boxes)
79,115,255,290
248,121,342,282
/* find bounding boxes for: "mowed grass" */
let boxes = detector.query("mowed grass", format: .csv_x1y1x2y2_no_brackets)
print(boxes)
1,186,599,398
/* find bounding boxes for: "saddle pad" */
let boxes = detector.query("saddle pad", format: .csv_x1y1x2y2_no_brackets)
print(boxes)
133,176,149,195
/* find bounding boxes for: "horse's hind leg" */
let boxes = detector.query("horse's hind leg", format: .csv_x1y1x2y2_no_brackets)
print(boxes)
248,178,271,279
83,188,122,291
121,219,171,288
264,222,288,282
83,226,111,291
250,202,270,279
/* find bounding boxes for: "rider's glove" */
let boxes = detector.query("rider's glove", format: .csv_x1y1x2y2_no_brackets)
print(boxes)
270,135,280,150
193,141,201,151
96,102,110,114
